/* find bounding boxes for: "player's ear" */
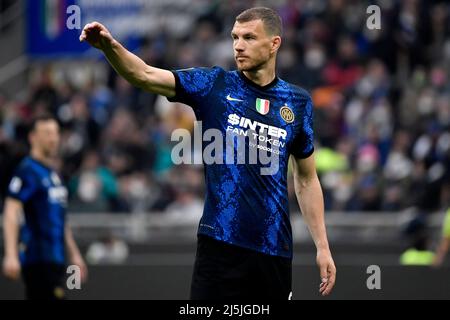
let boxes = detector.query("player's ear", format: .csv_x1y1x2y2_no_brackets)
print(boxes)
271,36,281,54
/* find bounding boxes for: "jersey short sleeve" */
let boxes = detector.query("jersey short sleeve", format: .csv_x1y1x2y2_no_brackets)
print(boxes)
7,168,38,203
167,66,223,110
290,94,315,159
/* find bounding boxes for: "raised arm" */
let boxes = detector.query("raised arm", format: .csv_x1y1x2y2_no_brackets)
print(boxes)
80,22,176,97
291,153,336,296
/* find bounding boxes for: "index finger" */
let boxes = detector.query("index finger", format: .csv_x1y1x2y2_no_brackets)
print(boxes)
87,21,102,31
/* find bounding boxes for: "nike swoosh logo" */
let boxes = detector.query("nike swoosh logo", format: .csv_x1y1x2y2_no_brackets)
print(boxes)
226,94,244,102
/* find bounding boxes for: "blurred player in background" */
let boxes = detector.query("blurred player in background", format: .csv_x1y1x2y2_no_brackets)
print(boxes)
433,207,450,266
80,7,335,299
2,115,87,300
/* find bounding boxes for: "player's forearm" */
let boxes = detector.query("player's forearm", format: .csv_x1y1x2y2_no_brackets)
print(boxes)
294,175,330,251
101,39,151,88
3,208,20,258
101,40,175,96
65,226,82,259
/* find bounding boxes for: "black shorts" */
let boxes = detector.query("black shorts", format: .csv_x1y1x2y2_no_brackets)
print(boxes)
190,235,292,300
22,263,67,300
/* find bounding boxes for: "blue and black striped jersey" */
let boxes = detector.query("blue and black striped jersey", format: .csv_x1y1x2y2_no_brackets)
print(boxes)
7,157,67,265
169,67,314,258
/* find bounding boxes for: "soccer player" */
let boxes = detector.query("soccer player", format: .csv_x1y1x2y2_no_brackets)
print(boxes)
80,7,336,299
2,115,87,300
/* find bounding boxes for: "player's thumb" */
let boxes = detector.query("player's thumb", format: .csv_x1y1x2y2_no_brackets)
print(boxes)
319,263,328,283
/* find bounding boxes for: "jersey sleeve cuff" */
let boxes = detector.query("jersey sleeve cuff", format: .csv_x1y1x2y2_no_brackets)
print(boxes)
167,70,181,103
6,194,25,203
292,147,315,159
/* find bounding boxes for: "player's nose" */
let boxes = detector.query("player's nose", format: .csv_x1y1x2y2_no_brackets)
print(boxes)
234,39,245,52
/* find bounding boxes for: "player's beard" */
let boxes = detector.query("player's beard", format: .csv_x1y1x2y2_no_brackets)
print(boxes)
236,55,270,72
42,144,59,159
236,59,264,72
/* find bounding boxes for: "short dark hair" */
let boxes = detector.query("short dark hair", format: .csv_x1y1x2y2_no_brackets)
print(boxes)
30,114,58,132
236,7,282,36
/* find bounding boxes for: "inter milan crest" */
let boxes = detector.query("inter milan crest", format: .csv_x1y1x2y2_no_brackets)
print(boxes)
280,106,295,123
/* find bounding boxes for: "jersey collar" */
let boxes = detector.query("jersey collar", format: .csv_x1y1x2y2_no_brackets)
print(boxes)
28,156,53,172
238,71,279,91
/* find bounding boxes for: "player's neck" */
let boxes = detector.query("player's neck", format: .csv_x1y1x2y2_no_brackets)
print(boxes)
242,66,276,87
30,149,55,169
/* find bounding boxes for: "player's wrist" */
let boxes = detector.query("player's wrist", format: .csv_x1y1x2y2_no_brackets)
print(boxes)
68,251,83,262
4,253,19,260
316,244,331,253
101,37,118,53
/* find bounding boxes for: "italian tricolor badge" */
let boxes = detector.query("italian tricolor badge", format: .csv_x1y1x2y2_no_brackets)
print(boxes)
256,98,270,115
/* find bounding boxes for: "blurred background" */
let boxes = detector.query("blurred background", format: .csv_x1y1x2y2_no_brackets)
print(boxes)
0,0,449,299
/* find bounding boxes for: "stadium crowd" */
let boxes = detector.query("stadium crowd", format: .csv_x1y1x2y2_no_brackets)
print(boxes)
0,0,449,215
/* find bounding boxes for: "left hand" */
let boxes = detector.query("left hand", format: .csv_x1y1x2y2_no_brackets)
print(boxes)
70,254,88,283
316,249,336,296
